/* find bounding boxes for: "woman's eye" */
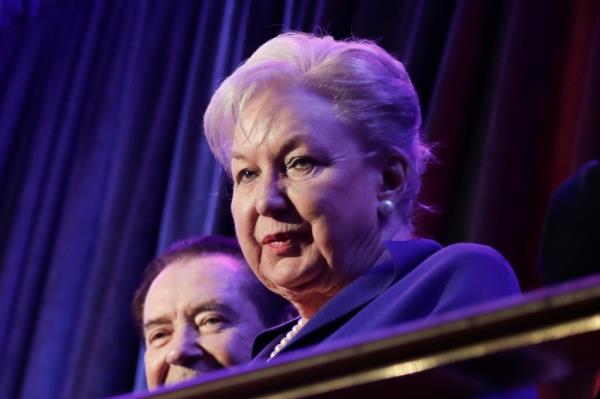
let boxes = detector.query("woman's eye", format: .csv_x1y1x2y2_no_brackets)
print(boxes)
286,156,317,176
236,168,259,183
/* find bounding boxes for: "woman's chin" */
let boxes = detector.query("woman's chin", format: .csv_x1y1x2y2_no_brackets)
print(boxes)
267,260,328,295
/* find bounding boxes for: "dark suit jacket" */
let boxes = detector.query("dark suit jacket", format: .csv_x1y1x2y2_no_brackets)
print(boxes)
252,239,521,360
540,159,600,284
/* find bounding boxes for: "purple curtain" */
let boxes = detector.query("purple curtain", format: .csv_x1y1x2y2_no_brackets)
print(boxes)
1,0,598,398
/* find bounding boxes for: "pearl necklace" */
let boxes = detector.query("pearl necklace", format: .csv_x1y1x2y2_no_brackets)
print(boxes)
268,318,307,360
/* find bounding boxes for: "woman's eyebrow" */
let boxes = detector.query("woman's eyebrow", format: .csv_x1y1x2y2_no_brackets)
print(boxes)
231,134,318,161
231,151,247,161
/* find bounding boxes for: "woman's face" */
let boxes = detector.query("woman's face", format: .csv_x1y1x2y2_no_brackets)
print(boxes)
230,87,386,316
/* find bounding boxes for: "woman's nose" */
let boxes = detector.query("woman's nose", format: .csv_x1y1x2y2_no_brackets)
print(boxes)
165,327,203,367
256,175,287,215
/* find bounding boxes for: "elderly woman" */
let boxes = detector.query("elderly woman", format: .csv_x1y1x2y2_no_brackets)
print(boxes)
203,32,520,361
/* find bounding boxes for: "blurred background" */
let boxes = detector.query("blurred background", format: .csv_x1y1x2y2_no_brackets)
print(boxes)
1,0,599,397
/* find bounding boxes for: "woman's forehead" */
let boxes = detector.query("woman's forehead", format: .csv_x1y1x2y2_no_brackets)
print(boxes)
234,87,341,143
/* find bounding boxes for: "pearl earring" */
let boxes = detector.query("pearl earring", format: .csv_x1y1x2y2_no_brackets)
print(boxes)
378,200,395,216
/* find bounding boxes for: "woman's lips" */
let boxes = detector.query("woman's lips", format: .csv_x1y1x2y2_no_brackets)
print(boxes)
261,233,301,255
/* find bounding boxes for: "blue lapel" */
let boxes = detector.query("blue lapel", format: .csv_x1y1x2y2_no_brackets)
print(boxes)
252,239,441,360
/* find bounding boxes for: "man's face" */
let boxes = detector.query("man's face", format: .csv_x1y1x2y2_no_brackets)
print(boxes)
142,254,266,389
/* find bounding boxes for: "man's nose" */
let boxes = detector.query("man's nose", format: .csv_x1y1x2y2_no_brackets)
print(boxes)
256,174,287,215
165,326,203,367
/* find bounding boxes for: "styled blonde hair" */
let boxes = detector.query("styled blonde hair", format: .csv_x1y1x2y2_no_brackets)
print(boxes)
203,32,430,228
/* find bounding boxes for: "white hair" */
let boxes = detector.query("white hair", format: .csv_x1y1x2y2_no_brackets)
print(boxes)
203,32,430,229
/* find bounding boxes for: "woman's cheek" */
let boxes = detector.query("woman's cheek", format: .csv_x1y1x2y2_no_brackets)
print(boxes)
237,234,261,274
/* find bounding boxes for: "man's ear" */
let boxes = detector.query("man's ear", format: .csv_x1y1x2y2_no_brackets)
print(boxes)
376,149,408,202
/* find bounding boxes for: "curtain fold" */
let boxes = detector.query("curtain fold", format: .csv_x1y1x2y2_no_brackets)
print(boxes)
1,1,598,397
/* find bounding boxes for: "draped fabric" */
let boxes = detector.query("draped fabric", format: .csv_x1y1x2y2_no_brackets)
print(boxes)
0,1,598,398
0,0,46,27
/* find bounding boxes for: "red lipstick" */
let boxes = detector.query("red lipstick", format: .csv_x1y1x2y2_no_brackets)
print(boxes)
261,233,298,255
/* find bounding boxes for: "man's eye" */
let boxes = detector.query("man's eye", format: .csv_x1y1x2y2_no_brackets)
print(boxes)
197,314,227,333
148,330,170,346
205,316,224,325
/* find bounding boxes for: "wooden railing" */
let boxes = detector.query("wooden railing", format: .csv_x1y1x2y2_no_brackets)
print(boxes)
115,274,600,398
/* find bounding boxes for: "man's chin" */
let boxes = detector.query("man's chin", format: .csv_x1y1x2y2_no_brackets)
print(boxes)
163,369,201,387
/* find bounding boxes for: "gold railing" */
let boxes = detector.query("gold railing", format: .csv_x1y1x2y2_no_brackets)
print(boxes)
115,274,600,398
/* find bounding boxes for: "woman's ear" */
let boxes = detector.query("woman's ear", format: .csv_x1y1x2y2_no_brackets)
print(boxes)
376,150,408,202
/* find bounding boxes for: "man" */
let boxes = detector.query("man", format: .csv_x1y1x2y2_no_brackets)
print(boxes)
540,159,600,284
538,160,600,399
132,235,293,389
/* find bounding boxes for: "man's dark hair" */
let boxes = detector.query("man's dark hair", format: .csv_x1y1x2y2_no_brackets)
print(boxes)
132,235,294,336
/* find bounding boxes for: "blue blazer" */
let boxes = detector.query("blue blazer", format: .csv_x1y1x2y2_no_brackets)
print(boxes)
252,239,521,360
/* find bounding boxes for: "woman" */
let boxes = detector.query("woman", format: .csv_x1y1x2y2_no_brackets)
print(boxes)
203,32,520,361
